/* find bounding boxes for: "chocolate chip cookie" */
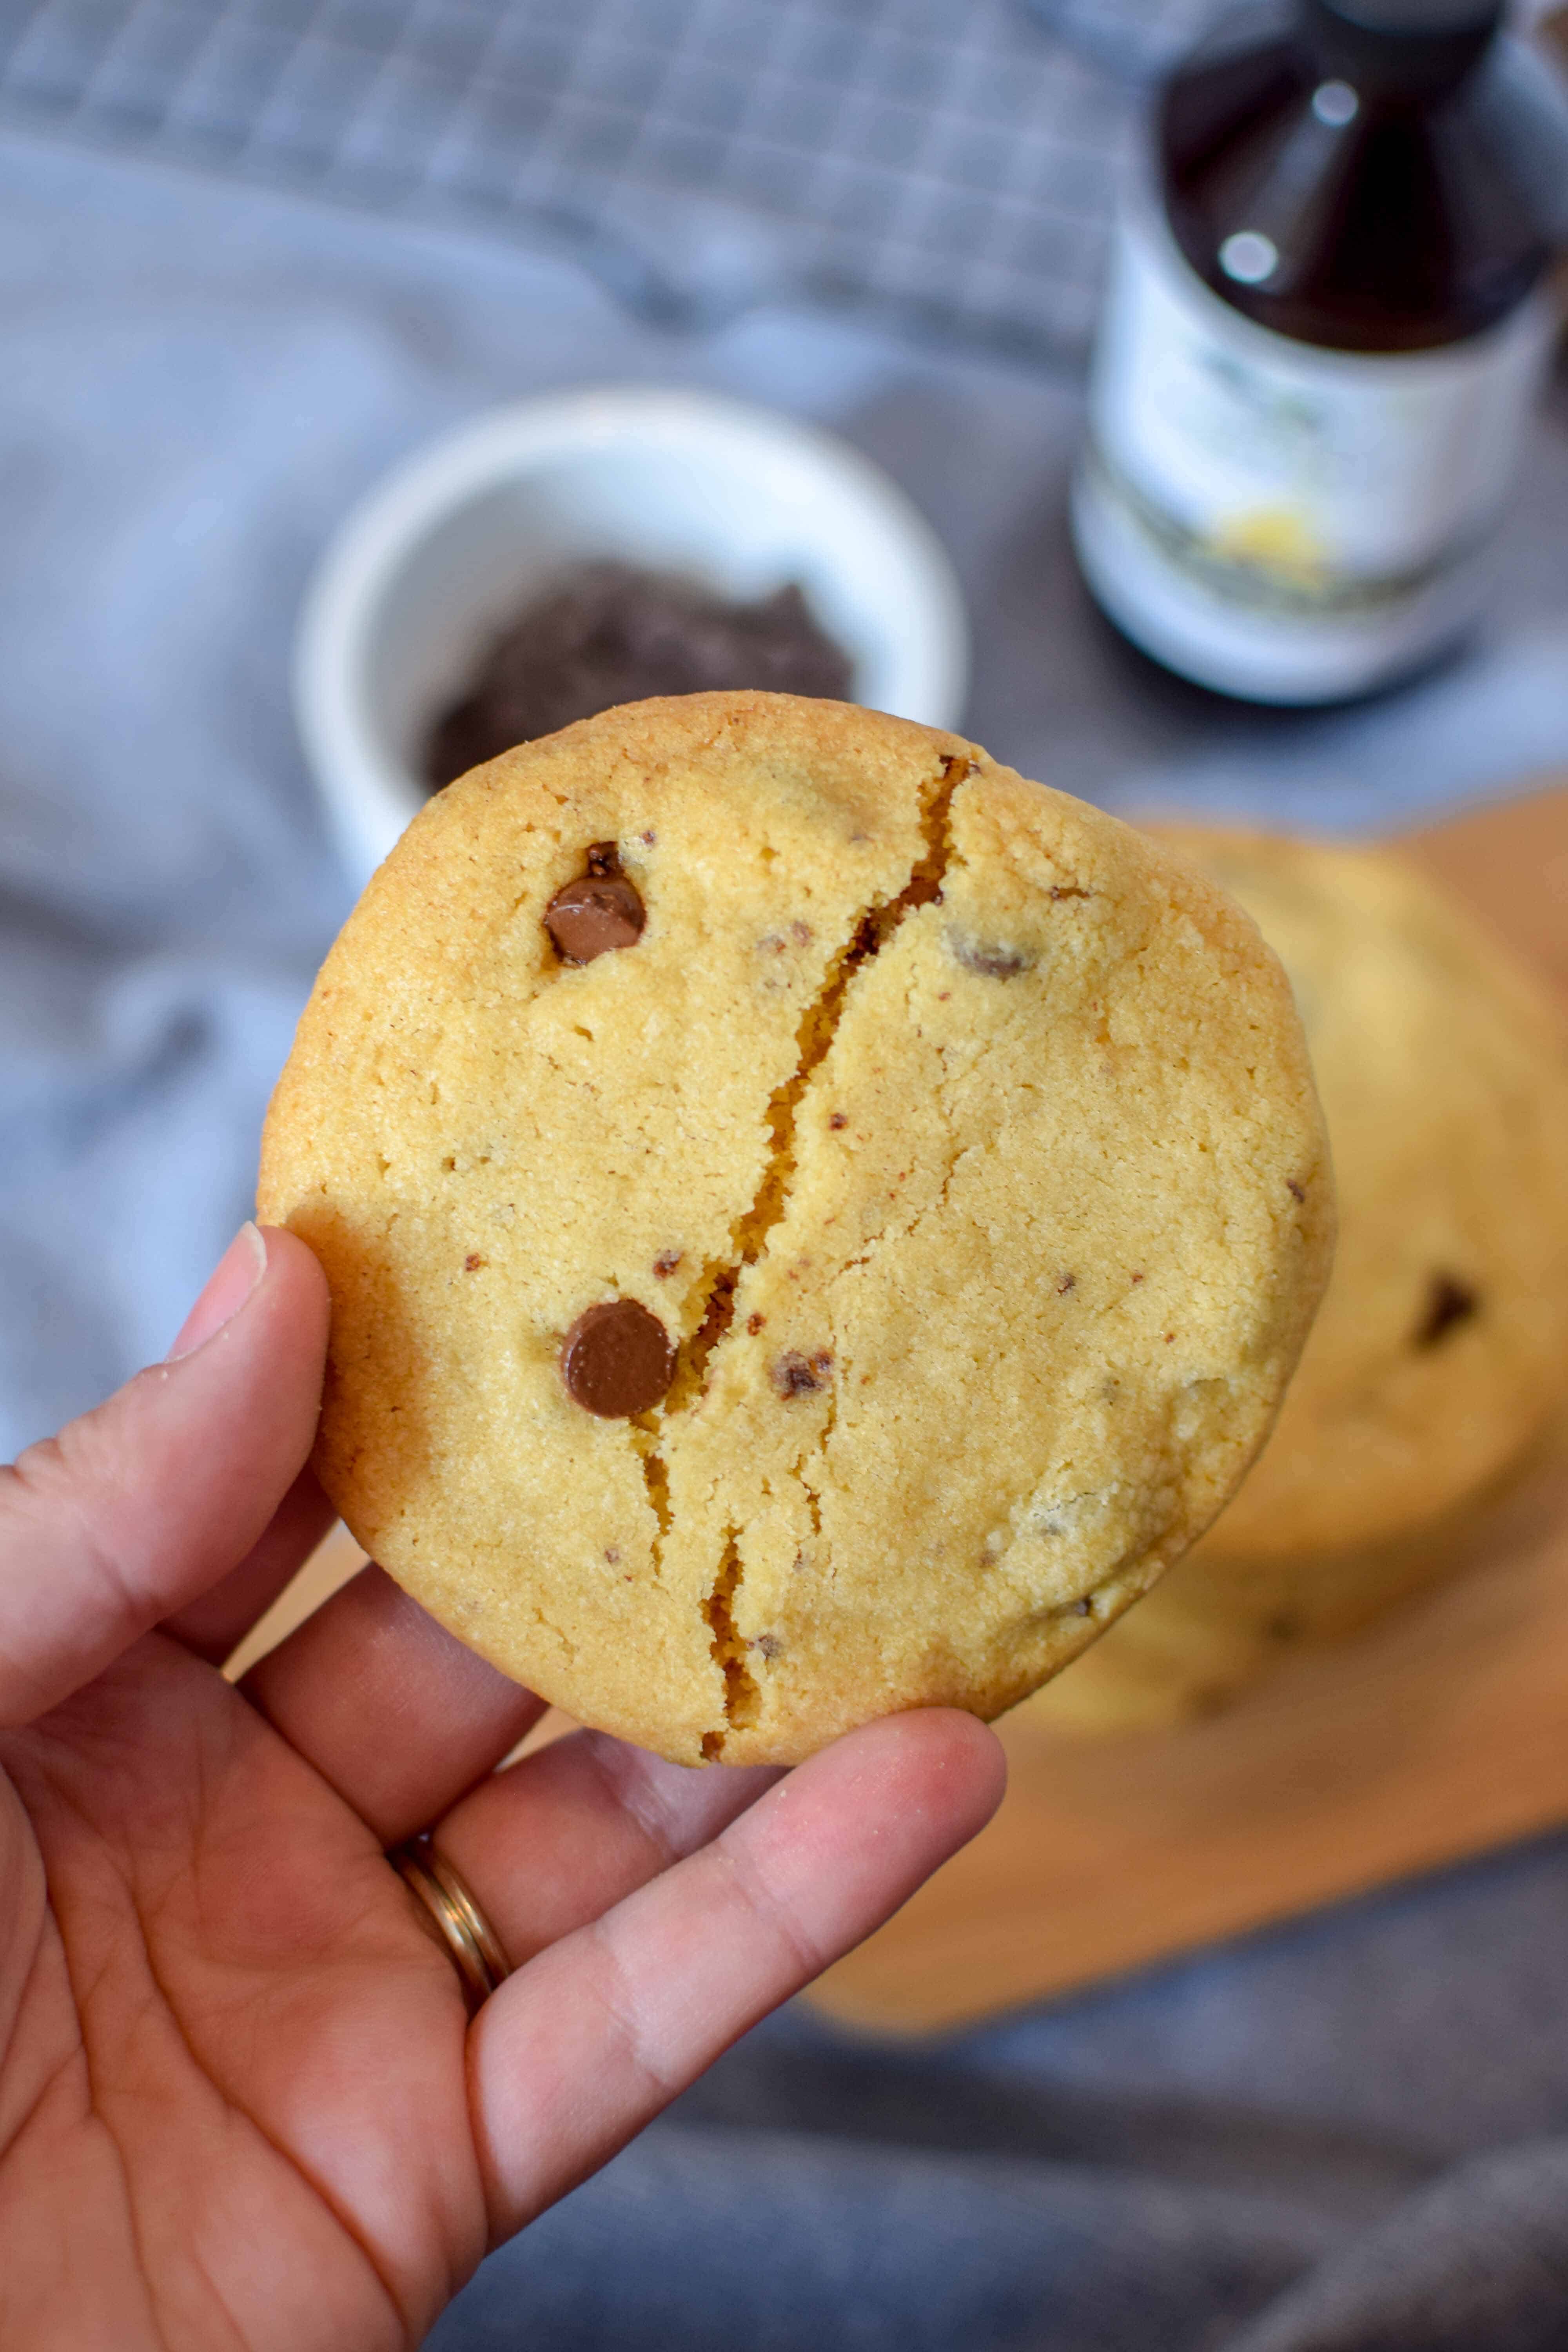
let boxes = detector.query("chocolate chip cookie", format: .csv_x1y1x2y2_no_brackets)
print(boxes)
1034,825,1568,1733
258,696,1332,1765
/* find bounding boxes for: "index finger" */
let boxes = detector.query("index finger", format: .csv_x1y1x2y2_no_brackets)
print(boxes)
0,1226,328,1726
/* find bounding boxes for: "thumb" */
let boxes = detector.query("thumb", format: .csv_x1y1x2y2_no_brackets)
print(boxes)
0,1223,330,1727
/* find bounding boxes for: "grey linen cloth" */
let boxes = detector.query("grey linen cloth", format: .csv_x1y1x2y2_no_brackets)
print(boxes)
4,126,1568,2352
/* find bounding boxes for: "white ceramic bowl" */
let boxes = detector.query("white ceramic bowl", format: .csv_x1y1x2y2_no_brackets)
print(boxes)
295,387,970,886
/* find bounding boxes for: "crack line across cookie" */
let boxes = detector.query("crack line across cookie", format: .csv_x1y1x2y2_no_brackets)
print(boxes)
653,753,970,1753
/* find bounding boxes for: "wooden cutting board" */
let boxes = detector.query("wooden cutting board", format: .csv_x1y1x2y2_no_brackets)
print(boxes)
232,783,1568,2036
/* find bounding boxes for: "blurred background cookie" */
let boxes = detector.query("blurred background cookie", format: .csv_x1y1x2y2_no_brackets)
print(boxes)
258,694,1331,1766
1034,825,1568,1734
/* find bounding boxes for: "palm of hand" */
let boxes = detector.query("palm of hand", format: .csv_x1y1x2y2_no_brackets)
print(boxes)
4,1640,475,2350
0,1230,1001,2352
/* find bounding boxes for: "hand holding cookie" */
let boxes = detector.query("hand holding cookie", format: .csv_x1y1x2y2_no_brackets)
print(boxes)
0,693,1334,2346
0,1222,1003,2350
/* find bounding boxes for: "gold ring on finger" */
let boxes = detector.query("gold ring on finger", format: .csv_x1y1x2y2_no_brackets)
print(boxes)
388,1833,511,2017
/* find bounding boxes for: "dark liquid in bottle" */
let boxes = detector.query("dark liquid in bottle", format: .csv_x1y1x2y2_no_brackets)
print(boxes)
1161,0,1551,352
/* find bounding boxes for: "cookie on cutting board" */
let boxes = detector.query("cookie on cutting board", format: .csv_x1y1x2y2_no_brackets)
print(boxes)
258,694,1332,1765
1033,824,1568,1734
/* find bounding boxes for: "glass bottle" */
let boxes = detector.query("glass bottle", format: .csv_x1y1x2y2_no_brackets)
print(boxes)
1071,0,1568,702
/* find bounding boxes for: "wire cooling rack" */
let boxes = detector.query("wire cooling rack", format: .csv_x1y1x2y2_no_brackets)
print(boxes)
0,0,1210,360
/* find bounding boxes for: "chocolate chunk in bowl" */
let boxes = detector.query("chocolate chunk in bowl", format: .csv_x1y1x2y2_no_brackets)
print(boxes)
425,561,853,789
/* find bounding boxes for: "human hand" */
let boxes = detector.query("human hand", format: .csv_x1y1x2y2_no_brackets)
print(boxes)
0,1224,1004,2350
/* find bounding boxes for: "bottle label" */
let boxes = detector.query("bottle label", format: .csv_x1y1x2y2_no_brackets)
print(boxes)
1086,203,1553,617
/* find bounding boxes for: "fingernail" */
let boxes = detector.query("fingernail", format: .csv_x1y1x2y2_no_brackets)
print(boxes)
168,1222,269,1360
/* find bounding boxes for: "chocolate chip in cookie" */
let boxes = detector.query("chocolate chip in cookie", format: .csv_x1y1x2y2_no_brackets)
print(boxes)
948,931,1032,980
1414,1271,1480,1350
545,845,645,964
771,1348,833,1398
561,1299,675,1416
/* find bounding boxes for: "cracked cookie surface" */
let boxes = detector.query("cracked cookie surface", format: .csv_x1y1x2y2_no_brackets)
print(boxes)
258,694,1332,1764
